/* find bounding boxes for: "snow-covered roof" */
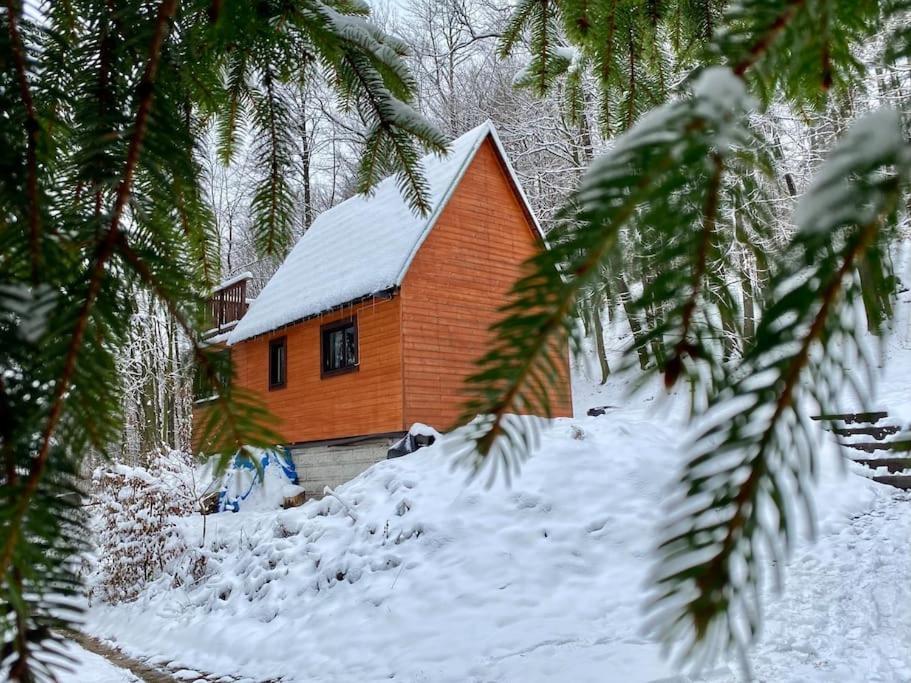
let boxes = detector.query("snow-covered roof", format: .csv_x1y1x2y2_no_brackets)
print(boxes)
213,271,253,293
228,121,540,344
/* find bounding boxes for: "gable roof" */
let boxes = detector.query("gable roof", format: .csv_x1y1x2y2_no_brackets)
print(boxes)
227,121,542,345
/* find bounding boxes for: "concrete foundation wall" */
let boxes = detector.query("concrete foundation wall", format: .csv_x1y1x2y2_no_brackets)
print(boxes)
290,437,400,497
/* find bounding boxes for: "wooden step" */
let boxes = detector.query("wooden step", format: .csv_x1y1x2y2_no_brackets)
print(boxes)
832,425,901,440
852,458,911,473
812,411,889,425
872,474,911,490
841,439,911,454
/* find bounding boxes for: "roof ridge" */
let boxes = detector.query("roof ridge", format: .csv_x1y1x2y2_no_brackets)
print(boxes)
226,120,538,345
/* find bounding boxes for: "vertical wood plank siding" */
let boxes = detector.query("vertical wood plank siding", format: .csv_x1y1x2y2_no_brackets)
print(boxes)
400,138,573,430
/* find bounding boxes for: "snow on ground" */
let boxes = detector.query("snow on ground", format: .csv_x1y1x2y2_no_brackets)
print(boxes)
85,393,909,680
55,641,139,683
89,409,686,682
82,262,911,682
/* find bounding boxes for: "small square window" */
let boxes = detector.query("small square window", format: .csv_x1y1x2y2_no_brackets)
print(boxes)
269,336,287,389
321,318,358,377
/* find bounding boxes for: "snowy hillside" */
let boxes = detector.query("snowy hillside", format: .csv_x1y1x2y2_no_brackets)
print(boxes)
85,355,911,681
78,250,911,682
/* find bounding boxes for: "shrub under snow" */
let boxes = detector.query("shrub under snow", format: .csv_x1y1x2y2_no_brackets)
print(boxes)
91,451,202,604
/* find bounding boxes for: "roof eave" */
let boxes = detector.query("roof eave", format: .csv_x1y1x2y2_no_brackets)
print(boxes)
227,286,399,346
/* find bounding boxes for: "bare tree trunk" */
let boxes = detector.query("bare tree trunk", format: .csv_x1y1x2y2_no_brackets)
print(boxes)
616,274,650,370
858,258,891,334
641,270,665,368
164,313,177,448
226,216,233,274
721,306,737,361
300,90,313,231
591,293,611,383
580,300,591,336
742,272,755,342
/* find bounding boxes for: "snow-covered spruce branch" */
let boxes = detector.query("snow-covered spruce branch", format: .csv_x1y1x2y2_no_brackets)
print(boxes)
466,0,831,468
173,166,220,290
650,108,910,664
664,151,724,390
1,0,453,677
216,52,249,166
458,131,678,464
471,0,909,664
250,68,296,257
461,66,758,464
339,47,449,216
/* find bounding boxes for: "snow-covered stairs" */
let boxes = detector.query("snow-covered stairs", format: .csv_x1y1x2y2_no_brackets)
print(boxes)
814,411,911,489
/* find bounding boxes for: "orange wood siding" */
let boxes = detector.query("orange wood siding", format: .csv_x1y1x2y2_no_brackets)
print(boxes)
193,134,571,449
221,297,404,445
400,137,573,430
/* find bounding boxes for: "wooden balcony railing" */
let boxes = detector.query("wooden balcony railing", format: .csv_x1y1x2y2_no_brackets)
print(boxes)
208,272,251,332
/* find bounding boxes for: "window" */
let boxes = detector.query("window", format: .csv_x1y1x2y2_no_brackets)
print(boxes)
269,336,287,389
321,318,358,377
194,348,231,402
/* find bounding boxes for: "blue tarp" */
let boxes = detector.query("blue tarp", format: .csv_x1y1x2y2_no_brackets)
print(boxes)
217,447,299,513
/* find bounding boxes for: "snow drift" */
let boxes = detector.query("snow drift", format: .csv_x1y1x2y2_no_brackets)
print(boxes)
84,391,911,682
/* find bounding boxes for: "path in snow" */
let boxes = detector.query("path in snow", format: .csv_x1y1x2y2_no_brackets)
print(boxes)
750,489,911,682
62,630,181,682
60,630,267,683
57,640,140,683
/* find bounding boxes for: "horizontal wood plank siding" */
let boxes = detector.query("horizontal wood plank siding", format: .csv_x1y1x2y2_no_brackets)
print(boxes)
401,137,572,430
215,297,404,445
193,134,571,452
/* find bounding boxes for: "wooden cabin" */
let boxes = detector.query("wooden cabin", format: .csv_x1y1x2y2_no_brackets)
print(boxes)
195,122,572,496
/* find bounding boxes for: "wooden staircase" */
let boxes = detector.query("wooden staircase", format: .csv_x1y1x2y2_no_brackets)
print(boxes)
814,411,911,489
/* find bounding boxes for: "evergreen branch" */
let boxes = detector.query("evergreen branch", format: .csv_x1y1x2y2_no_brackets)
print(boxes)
0,375,14,486
719,0,880,108
0,2,460,676
4,0,40,284
208,0,222,23
114,235,282,463
537,0,551,94
8,570,30,681
883,0,911,63
497,0,540,58
262,69,288,256
664,152,723,389
654,206,891,663
173,173,219,289
463,124,686,459
463,67,756,465
0,0,179,582
730,0,805,77
217,52,248,165
650,108,910,662
340,50,446,214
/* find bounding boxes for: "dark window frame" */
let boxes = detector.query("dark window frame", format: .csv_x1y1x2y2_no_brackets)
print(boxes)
193,347,231,403
268,336,287,390
320,317,359,378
